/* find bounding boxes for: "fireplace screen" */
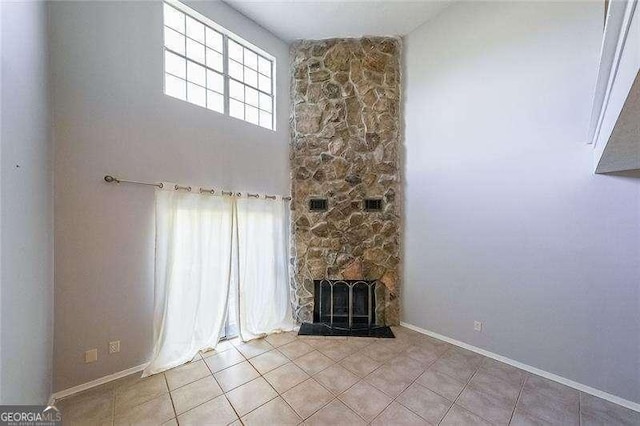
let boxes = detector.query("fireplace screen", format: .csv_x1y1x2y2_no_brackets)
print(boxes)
313,280,376,329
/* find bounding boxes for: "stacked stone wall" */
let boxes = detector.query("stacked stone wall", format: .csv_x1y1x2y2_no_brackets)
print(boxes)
289,37,401,325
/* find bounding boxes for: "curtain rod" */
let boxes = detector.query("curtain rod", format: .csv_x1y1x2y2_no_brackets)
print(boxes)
103,175,291,201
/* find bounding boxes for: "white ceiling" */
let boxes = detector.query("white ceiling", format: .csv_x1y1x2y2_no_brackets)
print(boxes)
223,0,452,42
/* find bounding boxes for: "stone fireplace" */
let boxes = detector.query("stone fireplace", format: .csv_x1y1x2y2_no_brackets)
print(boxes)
289,37,401,326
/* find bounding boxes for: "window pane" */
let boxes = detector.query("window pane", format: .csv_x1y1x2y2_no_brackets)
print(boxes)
259,74,271,94
164,4,185,33
162,3,276,128
244,49,257,70
258,56,271,77
259,110,272,129
187,61,205,86
186,38,205,64
229,80,244,102
165,73,186,100
245,86,258,107
206,28,223,52
244,67,257,88
259,92,272,112
165,51,186,78
164,26,185,54
206,49,223,72
228,39,243,62
229,60,243,81
230,99,244,119
207,70,224,93
187,82,206,107
186,16,204,43
246,105,259,124
207,90,224,113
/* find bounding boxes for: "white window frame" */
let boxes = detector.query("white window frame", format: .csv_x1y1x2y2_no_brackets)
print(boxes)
163,0,276,130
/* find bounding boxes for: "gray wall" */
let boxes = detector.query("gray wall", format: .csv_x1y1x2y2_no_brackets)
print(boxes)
50,1,290,392
404,1,640,404
0,1,54,404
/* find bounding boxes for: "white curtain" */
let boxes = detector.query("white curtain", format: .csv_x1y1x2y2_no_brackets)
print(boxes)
143,187,234,375
236,197,295,341
143,187,293,376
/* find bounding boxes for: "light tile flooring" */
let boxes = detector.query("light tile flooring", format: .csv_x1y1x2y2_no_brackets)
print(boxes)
56,326,640,425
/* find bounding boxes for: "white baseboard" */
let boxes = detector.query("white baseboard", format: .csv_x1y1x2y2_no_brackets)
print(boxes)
400,321,640,413
49,363,147,404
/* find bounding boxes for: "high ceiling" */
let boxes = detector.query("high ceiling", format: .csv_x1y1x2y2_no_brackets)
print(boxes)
223,0,452,42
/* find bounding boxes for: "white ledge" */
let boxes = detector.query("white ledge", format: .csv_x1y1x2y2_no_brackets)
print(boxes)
588,0,637,147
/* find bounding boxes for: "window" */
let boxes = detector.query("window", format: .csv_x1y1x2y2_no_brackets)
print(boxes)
163,1,275,130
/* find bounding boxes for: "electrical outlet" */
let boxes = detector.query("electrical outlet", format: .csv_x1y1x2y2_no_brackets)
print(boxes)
85,348,98,363
109,340,120,354
474,321,483,332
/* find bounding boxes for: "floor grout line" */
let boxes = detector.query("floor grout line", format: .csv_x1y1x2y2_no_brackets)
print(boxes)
356,338,447,424
175,348,244,423
110,386,116,426
506,371,528,425
578,390,582,426
368,359,427,423
434,349,483,425
220,338,268,424
163,373,179,425
305,340,395,424
235,339,354,423
218,333,300,423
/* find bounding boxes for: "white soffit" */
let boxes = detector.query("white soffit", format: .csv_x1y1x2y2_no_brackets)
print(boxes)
223,0,453,42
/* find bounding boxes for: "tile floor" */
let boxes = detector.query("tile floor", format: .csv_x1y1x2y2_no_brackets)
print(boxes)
55,326,640,425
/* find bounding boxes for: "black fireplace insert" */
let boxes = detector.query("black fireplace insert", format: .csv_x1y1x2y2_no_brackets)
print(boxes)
298,279,394,338
313,279,376,328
